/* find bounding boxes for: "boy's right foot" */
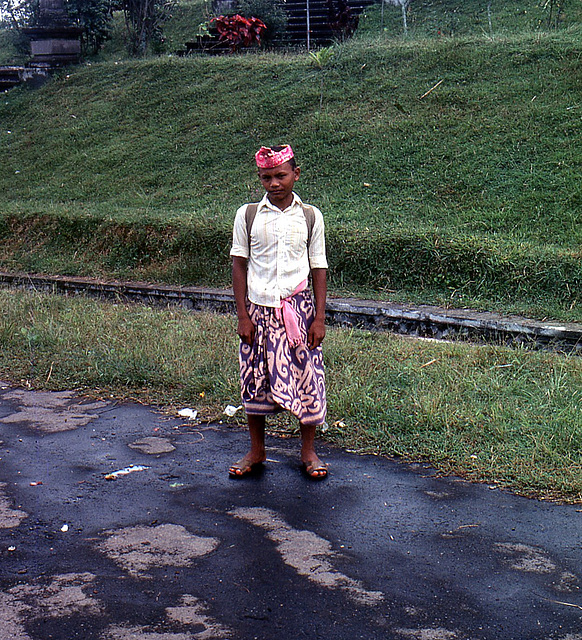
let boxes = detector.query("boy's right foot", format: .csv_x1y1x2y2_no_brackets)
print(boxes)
302,459,328,479
228,453,266,478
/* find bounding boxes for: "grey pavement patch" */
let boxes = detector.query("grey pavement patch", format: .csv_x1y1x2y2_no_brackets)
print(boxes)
128,437,176,455
230,506,384,606
166,595,233,639
424,490,451,500
0,482,27,528
0,389,106,432
0,591,31,640
396,629,460,640
99,524,220,578
556,571,580,593
102,626,194,640
495,542,557,573
8,572,102,619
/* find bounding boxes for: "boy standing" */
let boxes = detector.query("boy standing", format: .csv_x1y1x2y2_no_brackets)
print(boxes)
229,145,329,479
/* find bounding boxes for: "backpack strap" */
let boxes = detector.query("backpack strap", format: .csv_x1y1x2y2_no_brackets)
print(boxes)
301,204,316,250
245,203,259,250
245,202,316,252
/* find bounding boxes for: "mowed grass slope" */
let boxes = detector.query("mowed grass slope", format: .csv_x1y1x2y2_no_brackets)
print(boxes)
0,0,581,320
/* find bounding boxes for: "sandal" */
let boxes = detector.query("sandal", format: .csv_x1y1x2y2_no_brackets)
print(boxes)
303,460,329,479
228,458,264,479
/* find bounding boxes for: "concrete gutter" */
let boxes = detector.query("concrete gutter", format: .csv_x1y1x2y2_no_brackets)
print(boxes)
1,271,581,353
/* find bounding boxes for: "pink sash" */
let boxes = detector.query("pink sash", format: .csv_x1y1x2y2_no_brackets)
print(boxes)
275,280,307,348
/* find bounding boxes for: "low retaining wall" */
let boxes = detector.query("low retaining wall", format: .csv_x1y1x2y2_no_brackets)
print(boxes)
1,271,581,353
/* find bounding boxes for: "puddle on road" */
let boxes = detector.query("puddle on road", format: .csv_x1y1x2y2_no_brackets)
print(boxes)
1,569,232,640
99,524,219,578
495,542,581,599
99,593,233,639
0,390,107,433
555,571,580,593
230,507,384,605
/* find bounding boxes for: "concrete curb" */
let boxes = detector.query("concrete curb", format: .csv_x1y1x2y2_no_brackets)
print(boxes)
1,271,581,352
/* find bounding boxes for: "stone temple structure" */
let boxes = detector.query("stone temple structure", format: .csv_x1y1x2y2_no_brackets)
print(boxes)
23,0,82,68
0,0,81,89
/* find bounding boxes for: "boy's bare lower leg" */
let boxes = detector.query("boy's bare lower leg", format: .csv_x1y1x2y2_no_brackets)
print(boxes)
300,423,328,477
229,414,267,476
230,417,327,478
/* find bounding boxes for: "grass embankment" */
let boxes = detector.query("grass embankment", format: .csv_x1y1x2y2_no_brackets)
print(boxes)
0,3,581,321
1,288,580,502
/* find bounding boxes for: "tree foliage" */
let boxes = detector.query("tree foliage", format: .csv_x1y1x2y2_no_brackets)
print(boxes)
121,0,175,56
0,0,38,30
66,0,114,54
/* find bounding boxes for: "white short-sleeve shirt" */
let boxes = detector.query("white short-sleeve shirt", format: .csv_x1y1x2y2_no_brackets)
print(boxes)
230,193,328,308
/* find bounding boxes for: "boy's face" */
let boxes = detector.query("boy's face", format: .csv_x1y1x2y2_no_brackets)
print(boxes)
258,161,300,209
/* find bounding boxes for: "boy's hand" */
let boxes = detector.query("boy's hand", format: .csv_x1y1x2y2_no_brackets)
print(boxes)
237,316,256,345
308,317,326,350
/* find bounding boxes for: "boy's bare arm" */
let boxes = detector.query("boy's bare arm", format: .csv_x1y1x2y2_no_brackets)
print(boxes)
232,256,255,345
308,268,327,350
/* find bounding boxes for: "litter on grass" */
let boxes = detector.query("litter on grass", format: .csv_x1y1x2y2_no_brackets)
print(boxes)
224,405,242,417
178,408,198,420
104,465,150,481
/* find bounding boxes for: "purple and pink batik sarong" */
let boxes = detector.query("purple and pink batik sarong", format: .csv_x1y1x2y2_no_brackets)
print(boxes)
239,290,326,426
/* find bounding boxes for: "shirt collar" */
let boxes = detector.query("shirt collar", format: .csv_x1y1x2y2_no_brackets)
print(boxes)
259,192,302,213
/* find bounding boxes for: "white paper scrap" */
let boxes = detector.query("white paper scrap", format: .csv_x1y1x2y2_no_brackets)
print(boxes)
178,408,198,420
224,405,243,417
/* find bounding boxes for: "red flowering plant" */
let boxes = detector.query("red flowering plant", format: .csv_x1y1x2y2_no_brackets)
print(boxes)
211,14,267,52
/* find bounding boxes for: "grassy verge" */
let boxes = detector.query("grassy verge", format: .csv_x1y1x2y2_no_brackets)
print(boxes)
1,288,580,503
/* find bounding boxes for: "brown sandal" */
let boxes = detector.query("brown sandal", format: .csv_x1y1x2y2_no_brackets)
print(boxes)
303,461,329,479
228,459,264,478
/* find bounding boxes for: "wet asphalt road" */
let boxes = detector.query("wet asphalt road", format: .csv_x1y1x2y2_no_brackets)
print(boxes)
0,384,581,640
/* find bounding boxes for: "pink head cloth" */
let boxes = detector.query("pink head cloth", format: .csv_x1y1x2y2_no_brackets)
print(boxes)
255,145,294,169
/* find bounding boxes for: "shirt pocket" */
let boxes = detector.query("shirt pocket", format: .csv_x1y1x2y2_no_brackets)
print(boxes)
284,215,308,261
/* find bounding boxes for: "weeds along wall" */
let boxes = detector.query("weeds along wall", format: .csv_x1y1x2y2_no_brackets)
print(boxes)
1,212,580,316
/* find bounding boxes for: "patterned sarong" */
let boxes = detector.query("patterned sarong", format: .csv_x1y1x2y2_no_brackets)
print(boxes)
239,290,326,426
